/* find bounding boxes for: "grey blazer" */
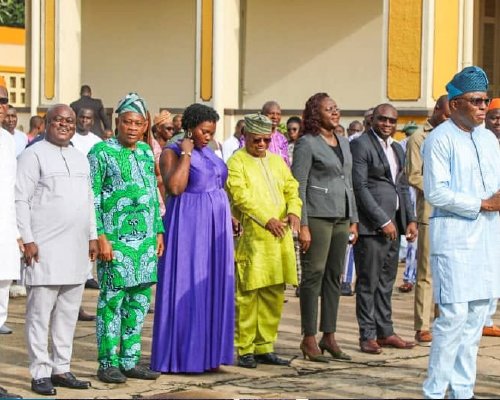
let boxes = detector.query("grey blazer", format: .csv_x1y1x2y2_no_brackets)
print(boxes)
350,129,416,235
291,133,358,225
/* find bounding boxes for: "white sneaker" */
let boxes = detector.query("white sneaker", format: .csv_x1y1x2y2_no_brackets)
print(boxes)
9,284,27,298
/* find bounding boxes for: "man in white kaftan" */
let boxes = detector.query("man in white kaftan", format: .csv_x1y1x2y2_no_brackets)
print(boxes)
0,85,21,336
0,85,23,400
422,66,500,399
16,104,98,396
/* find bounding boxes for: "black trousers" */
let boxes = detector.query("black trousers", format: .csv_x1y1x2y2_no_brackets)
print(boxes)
354,234,400,341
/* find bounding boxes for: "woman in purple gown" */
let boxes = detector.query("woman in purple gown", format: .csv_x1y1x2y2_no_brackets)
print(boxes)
151,104,234,373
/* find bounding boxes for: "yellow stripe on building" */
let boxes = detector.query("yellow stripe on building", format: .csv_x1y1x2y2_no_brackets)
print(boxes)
387,0,422,101
44,0,56,100
433,0,459,99
200,0,214,101
0,66,25,74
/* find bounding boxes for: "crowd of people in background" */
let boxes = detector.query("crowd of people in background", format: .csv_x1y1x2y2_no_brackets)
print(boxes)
0,65,500,399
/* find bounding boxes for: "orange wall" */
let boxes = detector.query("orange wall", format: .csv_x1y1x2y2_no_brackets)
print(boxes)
0,27,25,45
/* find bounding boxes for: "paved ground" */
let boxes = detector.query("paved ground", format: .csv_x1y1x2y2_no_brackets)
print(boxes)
2,265,500,399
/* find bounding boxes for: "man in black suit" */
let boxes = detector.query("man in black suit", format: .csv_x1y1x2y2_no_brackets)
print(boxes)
70,85,112,138
350,103,417,354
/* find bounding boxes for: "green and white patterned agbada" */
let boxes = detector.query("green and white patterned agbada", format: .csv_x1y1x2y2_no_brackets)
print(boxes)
88,138,164,289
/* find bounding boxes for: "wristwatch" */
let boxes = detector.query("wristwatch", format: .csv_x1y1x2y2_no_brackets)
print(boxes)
180,151,192,157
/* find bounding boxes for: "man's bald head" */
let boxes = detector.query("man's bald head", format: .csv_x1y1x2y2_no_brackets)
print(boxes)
47,104,75,121
45,104,76,147
429,95,451,128
261,101,280,114
372,103,398,140
261,101,281,129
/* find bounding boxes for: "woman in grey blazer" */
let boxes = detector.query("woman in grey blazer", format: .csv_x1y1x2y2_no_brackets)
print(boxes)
292,93,358,362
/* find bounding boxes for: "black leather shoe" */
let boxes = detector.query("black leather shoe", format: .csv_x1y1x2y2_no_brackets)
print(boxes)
0,386,22,399
78,308,96,322
340,282,354,296
254,352,290,366
51,372,91,389
97,367,127,384
237,353,257,368
121,365,160,380
31,378,56,396
85,278,100,289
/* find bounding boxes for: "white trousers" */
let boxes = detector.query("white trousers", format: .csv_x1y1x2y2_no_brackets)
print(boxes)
0,280,11,327
484,298,498,327
25,284,84,379
423,299,489,399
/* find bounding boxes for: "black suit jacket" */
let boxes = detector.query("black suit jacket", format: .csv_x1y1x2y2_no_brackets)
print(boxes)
70,95,111,135
350,130,415,235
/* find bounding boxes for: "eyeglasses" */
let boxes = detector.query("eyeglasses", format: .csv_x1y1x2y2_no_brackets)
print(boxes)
0,97,8,105
455,97,491,107
252,137,272,144
376,115,397,124
287,127,299,132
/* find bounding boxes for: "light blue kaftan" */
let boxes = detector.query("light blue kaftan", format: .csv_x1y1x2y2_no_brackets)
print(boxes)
423,119,500,304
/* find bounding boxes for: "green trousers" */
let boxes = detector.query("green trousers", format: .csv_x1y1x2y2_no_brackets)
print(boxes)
300,217,350,335
96,284,151,370
235,279,284,356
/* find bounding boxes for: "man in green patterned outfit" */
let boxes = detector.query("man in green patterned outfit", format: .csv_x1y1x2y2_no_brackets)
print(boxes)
88,93,164,383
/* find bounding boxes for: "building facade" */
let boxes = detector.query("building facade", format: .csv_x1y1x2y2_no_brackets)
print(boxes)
15,0,500,137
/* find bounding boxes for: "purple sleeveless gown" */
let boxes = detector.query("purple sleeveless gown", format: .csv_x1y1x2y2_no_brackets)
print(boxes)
151,144,234,373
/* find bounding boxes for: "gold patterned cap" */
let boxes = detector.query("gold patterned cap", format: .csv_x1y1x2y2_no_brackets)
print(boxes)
244,113,273,134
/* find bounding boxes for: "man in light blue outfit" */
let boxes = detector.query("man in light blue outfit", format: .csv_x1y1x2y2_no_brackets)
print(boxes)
422,66,500,399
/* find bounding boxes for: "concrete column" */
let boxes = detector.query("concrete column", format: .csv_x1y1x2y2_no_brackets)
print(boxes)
55,0,81,103
461,0,474,68
28,0,41,114
214,0,241,139
195,0,241,139
422,0,436,105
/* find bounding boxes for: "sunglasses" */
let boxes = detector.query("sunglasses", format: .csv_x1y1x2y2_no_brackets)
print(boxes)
161,126,174,131
376,115,397,124
0,97,8,105
455,97,491,107
252,137,272,144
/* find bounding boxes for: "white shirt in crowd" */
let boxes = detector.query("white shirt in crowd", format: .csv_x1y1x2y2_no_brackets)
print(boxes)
222,135,241,163
13,129,28,157
71,131,102,156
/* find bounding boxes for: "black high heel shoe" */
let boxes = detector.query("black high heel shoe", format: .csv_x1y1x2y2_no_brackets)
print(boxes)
318,338,352,361
299,343,330,363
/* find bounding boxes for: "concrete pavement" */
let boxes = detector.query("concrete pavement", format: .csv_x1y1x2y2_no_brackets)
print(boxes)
1,265,500,399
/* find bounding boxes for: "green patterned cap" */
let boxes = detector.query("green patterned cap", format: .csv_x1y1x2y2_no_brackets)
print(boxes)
116,92,148,118
402,121,418,134
244,113,273,134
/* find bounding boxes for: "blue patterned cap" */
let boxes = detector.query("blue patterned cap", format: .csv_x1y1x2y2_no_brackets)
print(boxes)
446,66,489,100
116,92,148,118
